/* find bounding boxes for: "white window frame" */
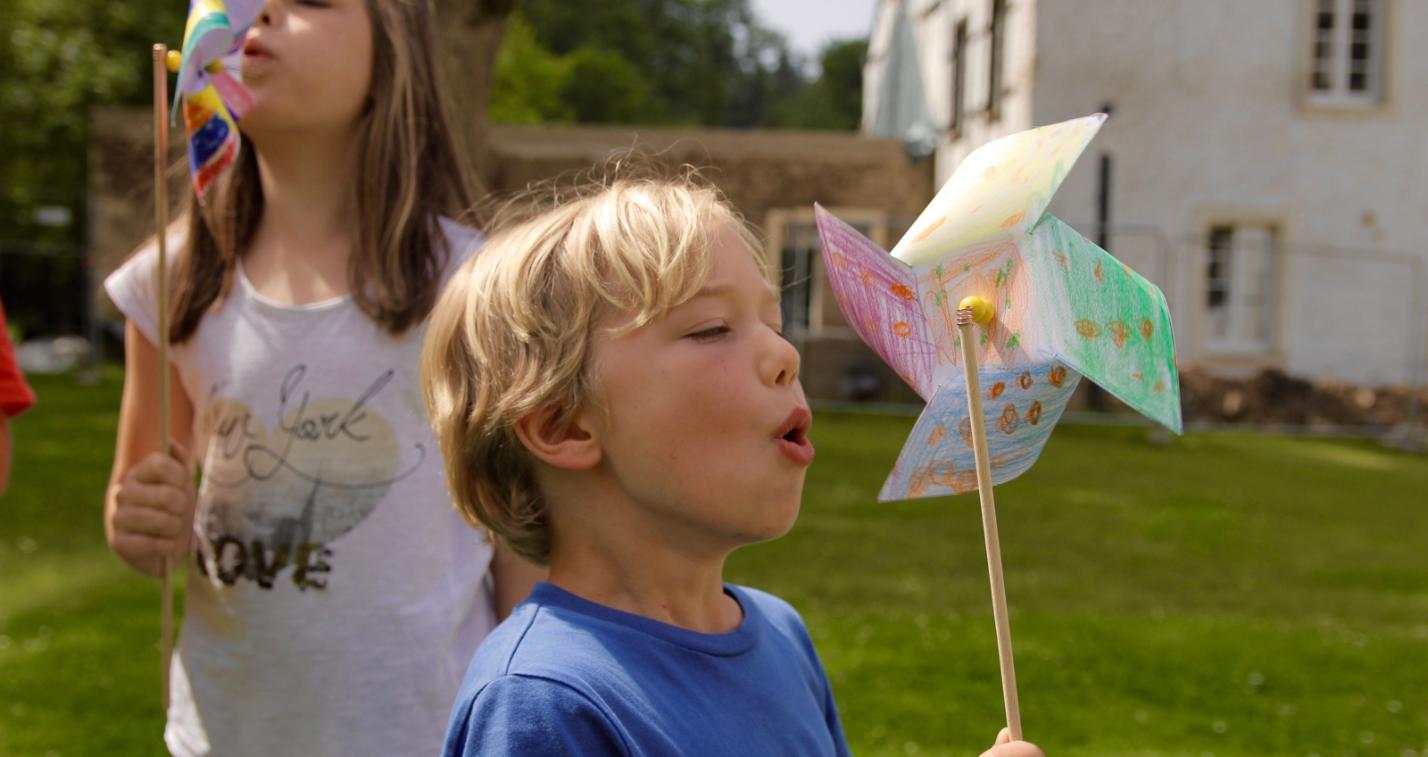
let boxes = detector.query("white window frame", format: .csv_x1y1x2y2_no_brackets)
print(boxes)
764,208,889,346
1204,222,1281,356
1307,0,1384,108
987,0,1007,121
949,17,968,136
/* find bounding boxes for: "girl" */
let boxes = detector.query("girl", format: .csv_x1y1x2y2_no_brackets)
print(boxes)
103,2,541,754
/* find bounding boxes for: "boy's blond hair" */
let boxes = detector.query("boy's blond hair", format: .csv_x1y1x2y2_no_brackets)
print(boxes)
421,173,769,564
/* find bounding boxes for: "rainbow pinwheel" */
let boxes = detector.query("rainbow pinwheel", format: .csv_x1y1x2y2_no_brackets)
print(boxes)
171,0,262,198
815,113,1181,502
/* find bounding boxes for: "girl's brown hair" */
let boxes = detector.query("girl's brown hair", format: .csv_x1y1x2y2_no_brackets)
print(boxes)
167,0,477,343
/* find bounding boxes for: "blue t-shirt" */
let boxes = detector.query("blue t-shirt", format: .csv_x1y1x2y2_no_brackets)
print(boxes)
442,582,850,756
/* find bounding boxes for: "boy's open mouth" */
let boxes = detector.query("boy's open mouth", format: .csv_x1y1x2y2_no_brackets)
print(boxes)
775,408,815,466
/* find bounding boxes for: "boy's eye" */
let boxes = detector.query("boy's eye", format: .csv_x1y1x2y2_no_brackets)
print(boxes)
687,325,731,341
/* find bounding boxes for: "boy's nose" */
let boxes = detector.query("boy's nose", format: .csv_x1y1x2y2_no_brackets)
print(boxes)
761,327,801,388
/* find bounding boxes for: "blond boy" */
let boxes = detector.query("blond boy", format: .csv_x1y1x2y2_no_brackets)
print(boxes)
423,176,1043,756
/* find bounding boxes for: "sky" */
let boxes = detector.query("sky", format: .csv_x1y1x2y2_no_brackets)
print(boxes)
749,0,878,64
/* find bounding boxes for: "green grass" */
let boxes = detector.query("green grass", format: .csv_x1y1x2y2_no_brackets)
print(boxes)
1,367,173,755
4,370,1427,755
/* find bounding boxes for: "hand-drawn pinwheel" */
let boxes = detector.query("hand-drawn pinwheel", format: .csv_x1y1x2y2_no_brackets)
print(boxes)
814,113,1181,739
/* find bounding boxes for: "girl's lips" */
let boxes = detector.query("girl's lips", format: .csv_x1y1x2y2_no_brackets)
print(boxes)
243,38,274,61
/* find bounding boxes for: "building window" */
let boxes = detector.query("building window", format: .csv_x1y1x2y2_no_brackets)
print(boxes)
779,220,819,340
950,19,967,133
1205,223,1279,354
1309,0,1383,106
987,0,1006,120
768,211,882,344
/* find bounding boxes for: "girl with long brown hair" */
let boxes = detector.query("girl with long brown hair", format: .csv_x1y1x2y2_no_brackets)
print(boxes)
102,2,540,753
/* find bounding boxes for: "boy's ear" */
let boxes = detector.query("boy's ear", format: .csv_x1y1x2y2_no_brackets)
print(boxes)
512,404,602,471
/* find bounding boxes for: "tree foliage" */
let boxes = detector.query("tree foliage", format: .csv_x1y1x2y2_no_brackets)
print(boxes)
767,39,868,130
498,0,866,131
489,13,667,125
487,13,573,124
0,0,868,254
0,0,185,244
0,0,512,248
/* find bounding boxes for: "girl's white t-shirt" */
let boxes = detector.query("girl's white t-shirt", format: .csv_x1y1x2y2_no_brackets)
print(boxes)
104,219,496,757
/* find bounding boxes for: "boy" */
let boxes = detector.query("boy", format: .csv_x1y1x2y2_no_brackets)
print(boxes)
422,176,1044,756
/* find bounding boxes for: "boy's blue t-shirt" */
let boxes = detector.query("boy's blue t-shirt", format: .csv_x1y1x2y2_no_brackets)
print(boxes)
442,581,850,756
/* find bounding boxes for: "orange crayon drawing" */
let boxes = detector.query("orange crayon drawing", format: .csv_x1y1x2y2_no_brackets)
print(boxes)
906,465,931,498
926,460,978,493
990,447,1033,470
1093,258,1104,284
997,404,1021,434
958,416,974,447
928,424,947,446
1139,318,1155,340
890,282,916,301
1048,365,1068,386
989,381,1006,400
1107,320,1130,348
912,215,946,242
893,321,913,337
910,461,977,496
1000,209,1026,228
1017,371,1033,390
1075,319,1102,339
1026,400,1043,425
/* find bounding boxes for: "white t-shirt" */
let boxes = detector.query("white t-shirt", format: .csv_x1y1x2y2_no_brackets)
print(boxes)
104,218,496,756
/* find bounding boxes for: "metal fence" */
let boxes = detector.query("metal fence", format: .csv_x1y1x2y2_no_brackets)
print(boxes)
0,242,107,374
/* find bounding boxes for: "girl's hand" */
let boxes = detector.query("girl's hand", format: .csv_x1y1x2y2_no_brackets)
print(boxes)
980,728,1045,757
108,445,196,578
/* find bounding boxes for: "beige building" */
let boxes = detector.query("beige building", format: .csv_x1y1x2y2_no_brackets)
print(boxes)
863,0,1427,389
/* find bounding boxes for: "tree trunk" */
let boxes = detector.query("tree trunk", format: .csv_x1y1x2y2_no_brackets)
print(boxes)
432,0,514,190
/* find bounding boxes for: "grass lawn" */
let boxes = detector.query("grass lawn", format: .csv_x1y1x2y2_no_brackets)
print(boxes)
3,369,1426,755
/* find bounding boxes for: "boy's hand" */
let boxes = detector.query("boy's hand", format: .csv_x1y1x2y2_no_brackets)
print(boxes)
979,728,1045,757
109,446,196,578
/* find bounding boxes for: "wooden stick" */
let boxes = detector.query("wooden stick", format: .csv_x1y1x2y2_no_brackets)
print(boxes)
151,43,174,715
956,298,1022,741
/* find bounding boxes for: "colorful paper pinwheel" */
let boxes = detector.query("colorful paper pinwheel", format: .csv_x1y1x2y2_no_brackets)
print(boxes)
815,113,1182,503
169,0,262,198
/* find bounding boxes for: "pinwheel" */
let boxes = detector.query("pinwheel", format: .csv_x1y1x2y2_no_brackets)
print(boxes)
814,113,1181,738
166,0,262,199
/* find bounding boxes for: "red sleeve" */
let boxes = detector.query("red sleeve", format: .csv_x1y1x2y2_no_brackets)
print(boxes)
0,302,36,418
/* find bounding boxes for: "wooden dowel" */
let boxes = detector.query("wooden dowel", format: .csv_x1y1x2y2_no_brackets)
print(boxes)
957,304,1022,741
152,42,174,715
